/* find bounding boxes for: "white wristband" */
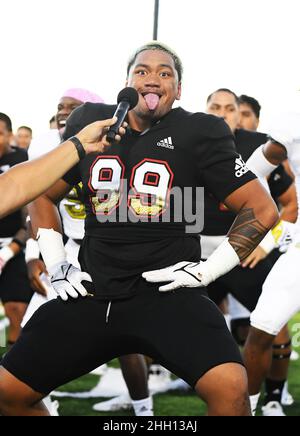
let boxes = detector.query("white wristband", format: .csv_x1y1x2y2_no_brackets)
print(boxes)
246,145,277,179
258,220,295,254
259,231,276,254
37,228,67,271
0,245,14,264
25,238,41,263
202,238,240,283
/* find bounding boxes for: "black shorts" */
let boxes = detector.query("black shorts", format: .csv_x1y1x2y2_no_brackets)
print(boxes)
1,283,242,395
268,248,282,265
207,257,274,312
0,252,33,304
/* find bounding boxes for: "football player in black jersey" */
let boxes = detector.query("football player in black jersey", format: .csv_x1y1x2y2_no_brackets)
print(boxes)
206,89,297,415
26,89,151,416
0,43,278,416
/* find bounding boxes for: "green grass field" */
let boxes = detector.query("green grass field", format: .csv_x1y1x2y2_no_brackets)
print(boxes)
1,314,299,416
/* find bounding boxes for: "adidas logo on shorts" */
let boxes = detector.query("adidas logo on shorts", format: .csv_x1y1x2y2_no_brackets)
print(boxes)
235,156,249,178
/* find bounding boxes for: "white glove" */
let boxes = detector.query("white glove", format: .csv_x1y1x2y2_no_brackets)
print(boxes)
278,233,293,253
143,239,241,292
273,220,294,253
142,261,212,292
0,245,14,276
49,261,92,301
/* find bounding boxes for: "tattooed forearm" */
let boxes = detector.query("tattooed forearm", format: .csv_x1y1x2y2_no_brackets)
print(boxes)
228,208,268,261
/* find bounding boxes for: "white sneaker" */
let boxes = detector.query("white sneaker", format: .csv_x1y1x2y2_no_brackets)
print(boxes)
43,396,60,416
0,317,9,330
90,364,108,376
93,394,132,412
52,367,128,399
262,401,286,416
281,382,294,406
165,378,191,392
281,392,294,407
0,317,9,348
148,365,171,394
291,350,299,361
50,400,60,416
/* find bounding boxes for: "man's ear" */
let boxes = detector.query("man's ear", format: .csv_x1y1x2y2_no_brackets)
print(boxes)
9,132,15,144
176,82,182,100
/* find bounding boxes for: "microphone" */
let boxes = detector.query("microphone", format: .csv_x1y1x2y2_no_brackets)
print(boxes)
106,87,139,143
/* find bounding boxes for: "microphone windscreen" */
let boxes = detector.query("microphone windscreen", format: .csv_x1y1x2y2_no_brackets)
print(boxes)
117,87,139,109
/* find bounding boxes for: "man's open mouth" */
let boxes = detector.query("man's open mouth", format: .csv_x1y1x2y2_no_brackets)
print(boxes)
58,119,67,127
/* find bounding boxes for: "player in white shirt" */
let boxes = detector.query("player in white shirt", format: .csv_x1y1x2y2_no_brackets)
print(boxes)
243,111,300,416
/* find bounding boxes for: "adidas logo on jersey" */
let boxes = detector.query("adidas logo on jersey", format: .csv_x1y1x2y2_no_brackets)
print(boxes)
235,156,249,178
157,137,174,150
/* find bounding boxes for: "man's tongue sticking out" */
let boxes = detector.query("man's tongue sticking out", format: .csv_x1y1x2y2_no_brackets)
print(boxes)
144,93,160,111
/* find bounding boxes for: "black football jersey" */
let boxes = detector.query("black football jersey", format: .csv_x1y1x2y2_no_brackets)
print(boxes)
0,147,28,238
202,129,293,236
62,104,256,299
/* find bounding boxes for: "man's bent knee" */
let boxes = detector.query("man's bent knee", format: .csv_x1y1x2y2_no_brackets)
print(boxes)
247,326,275,350
0,366,45,416
195,363,251,416
4,302,27,321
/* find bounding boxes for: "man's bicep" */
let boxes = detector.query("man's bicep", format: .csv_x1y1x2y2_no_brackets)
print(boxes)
223,179,270,213
264,140,287,165
44,178,74,203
